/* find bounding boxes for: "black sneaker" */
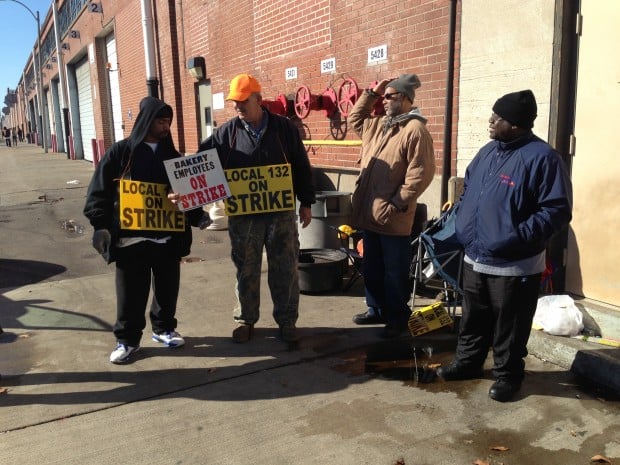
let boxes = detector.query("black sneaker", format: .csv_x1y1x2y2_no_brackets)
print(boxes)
352,310,386,325
436,362,484,381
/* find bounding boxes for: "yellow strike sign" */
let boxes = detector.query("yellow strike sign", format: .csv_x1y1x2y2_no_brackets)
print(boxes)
119,179,185,231
224,163,295,216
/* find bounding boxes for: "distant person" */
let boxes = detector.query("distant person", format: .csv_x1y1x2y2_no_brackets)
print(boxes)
3,126,11,147
438,90,573,402
348,74,436,338
11,128,18,147
17,127,23,142
84,96,211,364
198,73,315,344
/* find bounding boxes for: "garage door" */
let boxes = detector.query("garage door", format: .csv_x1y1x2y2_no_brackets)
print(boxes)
75,57,96,161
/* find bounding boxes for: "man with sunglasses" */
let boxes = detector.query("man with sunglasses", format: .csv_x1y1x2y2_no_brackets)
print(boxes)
348,74,436,338
438,90,573,402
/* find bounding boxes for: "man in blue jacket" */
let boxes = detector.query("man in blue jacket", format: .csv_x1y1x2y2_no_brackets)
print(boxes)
438,90,573,402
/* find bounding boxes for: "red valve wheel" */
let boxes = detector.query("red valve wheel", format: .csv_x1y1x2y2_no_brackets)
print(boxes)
337,78,360,117
294,85,312,119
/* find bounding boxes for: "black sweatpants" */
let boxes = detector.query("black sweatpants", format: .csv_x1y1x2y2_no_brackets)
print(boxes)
113,240,181,346
456,262,541,383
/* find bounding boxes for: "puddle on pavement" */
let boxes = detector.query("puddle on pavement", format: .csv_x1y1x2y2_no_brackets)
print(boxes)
363,339,455,386
31,194,64,204
330,335,472,394
60,219,85,236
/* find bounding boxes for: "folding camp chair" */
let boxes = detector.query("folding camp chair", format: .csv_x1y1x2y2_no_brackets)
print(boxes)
409,207,463,318
329,224,363,291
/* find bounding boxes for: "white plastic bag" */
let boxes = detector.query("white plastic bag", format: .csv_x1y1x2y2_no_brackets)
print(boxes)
533,295,584,336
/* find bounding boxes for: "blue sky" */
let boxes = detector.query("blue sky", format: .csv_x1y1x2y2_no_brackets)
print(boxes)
0,0,51,99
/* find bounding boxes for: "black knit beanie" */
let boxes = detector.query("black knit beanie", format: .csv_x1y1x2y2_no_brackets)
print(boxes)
386,74,422,102
492,89,537,129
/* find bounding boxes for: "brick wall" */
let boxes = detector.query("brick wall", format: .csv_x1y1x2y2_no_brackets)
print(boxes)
36,0,458,182
181,0,459,178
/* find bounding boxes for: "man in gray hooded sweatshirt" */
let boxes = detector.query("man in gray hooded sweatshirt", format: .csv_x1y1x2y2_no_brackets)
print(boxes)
348,74,436,338
84,96,210,363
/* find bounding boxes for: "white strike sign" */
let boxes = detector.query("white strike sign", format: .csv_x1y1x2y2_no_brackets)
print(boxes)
163,149,231,211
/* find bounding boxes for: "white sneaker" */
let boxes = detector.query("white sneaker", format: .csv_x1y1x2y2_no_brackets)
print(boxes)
152,331,185,347
110,343,140,364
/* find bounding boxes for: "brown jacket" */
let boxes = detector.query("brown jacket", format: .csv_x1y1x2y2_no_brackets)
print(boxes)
348,91,435,236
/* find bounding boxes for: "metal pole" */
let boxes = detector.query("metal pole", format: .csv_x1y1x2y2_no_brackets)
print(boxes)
52,0,71,158
141,0,159,97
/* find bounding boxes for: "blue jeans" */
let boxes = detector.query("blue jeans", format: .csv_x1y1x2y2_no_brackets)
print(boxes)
362,230,412,326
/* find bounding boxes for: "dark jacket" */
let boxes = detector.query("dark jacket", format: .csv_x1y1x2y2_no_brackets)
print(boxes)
199,108,315,208
83,96,202,263
455,132,572,265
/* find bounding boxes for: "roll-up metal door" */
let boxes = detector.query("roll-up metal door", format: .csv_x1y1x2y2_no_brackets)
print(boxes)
75,57,96,161
45,88,54,147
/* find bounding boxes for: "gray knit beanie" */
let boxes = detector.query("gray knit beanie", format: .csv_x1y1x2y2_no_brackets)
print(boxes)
387,74,422,102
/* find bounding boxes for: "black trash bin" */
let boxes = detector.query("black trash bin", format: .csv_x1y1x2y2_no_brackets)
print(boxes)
298,191,352,250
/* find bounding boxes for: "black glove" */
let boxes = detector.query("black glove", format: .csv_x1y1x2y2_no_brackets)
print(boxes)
92,229,111,255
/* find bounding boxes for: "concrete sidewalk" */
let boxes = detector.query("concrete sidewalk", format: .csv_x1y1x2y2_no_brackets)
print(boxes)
1,145,619,465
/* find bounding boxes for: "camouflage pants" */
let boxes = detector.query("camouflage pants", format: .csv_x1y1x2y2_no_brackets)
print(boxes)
228,211,300,327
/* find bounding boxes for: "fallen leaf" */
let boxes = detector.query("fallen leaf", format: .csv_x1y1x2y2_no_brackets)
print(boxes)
473,459,490,465
571,430,577,437
590,455,612,464
394,459,406,465
0,387,8,396
490,446,509,451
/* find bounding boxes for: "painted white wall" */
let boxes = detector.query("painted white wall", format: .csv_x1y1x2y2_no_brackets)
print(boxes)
457,0,555,176
566,0,620,304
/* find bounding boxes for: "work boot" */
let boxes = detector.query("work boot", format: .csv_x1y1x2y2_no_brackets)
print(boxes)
488,379,521,402
280,324,299,343
232,324,253,343
436,362,484,381
353,308,386,325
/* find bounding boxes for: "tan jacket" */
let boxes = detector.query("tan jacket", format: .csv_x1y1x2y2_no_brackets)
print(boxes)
348,91,435,236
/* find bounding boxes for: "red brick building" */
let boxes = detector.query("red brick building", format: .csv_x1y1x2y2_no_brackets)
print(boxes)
15,0,458,205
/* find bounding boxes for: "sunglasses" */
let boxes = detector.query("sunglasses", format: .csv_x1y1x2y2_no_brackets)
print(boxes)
383,92,402,100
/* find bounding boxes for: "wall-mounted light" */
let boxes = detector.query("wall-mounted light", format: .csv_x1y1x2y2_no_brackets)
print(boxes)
187,57,206,81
